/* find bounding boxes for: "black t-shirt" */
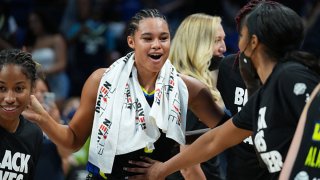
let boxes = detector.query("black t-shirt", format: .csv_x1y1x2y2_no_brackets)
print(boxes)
217,54,248,115
0,116,43,180
233,61,320,179
34,136,64,180
289,88,320,179
217,54,268,180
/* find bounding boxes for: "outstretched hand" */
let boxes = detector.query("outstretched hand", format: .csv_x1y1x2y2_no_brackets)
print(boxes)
124,156,166,180
22,95,48,124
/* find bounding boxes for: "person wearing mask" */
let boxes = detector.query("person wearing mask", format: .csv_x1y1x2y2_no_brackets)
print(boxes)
169,13,226,180
216,0,265,179
129,2,320,179
22,9,226,179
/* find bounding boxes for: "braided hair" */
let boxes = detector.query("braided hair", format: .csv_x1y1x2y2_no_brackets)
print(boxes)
233,0,264,67
0,49,38,86
235,0,267,32
126,9,168,37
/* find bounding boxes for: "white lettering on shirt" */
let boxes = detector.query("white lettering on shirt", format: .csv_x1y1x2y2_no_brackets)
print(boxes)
0,150,30,179
254,107,284,173
234,87,253,144
234,87,248,107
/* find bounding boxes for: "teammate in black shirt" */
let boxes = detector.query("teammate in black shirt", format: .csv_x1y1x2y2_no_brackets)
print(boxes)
216,1,267,179
0,49,43,180
143,2,320,180
22,9,225,180
280,83,320,180
217,54,266,180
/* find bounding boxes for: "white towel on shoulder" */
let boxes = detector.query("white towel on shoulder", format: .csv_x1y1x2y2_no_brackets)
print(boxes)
88,52,188,174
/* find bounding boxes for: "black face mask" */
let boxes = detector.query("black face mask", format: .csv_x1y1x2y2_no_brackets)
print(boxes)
239,47,259,79
238,50,261,96
209,56,223,71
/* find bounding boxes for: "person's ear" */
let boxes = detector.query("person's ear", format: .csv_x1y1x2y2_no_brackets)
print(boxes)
250,35,259,50
127,36,135,49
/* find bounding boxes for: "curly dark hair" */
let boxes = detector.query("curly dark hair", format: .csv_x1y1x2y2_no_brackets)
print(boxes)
0,49,38,86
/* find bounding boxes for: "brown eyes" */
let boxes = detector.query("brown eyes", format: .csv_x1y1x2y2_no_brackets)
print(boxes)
15,87,25,93
0,86,25,93
142,37,169,42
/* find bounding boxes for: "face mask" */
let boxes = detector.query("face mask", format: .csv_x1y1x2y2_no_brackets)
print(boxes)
238,50,261,96
238,41,259,79
239,38,259,79
209,56,223,71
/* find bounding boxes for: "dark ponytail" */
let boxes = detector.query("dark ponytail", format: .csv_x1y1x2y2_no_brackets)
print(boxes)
284,51,320,75
244,1,320,75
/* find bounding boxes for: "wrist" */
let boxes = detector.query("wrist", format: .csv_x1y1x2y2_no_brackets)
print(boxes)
159,162,170,179
37,110,50,126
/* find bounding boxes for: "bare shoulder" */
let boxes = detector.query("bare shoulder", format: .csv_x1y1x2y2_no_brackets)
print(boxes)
89,68,107,82
67,68,107,147
51,34,67,49
81,68,107,98
179,74,223,128
180,74,208,96
52,34,66,43
179,74,211,105
180,74,207,90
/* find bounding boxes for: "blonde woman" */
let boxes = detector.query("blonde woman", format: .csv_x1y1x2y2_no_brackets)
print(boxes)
169,13,226,180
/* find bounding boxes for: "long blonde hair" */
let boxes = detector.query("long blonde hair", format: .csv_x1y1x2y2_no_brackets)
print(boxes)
170,13,222,101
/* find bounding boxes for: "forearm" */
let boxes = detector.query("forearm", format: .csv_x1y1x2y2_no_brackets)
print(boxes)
161,120,250,177
179,145,206,180
162,129,222,177
180,164,206,180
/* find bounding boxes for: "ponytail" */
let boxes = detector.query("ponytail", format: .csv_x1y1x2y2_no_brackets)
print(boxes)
284,51,320,75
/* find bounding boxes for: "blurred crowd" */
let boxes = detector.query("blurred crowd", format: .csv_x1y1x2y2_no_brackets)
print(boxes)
1,0,319,100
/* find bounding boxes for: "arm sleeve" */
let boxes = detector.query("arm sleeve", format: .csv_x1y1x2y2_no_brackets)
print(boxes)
232,92,257,131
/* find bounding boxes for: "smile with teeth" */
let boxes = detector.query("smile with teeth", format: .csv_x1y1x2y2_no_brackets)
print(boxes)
2,106,18,111
149,54,162,60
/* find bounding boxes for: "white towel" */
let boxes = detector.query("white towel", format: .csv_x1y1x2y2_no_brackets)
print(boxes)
88,52,188,174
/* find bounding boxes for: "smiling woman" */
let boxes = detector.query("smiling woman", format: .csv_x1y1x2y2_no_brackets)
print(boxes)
22,8,225,180
0,48,42,180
